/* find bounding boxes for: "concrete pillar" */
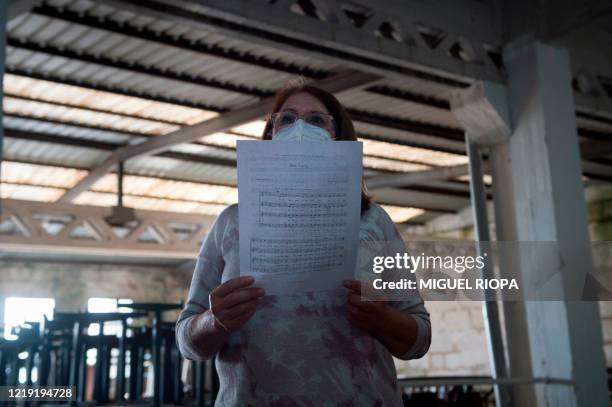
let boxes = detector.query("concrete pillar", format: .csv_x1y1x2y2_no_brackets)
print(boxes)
494,40,608,406
450,71,533,407
489,142,538,406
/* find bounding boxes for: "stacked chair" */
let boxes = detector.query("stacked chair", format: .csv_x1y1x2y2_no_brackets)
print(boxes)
0,302,220,406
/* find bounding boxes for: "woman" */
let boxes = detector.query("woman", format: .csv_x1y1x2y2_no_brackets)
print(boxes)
176,83,431,406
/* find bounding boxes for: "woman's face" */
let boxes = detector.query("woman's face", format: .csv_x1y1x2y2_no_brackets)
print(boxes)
272,92,336,138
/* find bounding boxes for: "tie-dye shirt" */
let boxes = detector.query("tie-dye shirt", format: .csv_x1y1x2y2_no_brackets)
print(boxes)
176,203,431,406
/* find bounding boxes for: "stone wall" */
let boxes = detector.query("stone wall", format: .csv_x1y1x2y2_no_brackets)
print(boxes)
395,300,490,378
0,260,191,327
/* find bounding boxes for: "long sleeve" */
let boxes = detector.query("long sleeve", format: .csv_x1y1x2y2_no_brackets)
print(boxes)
377,205,432,360
175,205,232,361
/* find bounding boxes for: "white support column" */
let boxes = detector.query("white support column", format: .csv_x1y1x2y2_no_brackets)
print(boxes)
489,141,538,406
450,78,534,407
497,40,608,406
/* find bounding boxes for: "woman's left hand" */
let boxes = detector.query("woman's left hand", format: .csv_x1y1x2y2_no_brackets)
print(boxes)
343,279,388,332
343,279,420,359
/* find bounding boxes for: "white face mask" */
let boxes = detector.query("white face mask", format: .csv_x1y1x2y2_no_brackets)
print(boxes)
272,119,333,142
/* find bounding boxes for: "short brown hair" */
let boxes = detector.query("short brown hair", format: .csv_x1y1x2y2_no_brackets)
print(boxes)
262,84,371,214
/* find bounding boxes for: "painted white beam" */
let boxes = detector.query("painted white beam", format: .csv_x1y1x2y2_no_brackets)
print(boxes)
497,40,608,406
0,199,214,258
369,188,469,212
57,70,380,203
450,82,511,146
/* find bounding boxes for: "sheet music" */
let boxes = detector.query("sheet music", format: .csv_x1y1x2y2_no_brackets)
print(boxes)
237,140,363,295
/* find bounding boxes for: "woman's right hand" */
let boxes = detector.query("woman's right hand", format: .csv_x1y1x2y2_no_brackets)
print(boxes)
209,276,265,332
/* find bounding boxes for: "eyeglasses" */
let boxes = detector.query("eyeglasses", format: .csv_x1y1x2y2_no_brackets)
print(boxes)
270,111,335,132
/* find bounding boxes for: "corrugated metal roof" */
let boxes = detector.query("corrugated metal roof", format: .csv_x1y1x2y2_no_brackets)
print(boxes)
2,138,109,168
576,116,612,135
4,74,218,125
355,122,466,153
6,7,304,106
337,89,459,129
1,161,238,206
1,0,537,227
4,115,136,144
4,97,178,136
91,174,238,204
360,138,466,166
124,156,238,186
5,45,259,108
53,0,334,72
1,183,65,202
1,162,87,188
380,77,457,101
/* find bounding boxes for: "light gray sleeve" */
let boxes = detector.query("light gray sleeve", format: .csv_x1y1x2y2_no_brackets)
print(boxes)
378,206,432,361
175,207,229,361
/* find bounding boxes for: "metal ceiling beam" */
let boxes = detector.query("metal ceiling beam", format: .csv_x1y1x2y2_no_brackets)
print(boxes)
101,0,502,84
57,70,381,202
7,38,271,98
